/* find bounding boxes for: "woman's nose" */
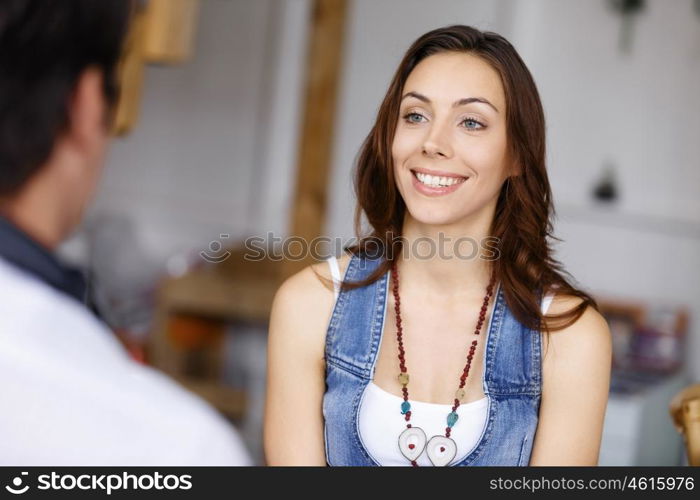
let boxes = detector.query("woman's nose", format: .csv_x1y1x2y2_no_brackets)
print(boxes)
421,122,453,159
422,143,449,158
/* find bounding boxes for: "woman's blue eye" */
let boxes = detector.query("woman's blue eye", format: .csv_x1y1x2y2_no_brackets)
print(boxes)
403,112,425,124
462,117,485,130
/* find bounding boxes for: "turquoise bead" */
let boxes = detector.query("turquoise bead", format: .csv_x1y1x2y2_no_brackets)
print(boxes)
401,401,411,414
447,411,459,427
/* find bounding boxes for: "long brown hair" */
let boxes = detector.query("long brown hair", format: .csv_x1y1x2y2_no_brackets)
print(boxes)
317,25,598,340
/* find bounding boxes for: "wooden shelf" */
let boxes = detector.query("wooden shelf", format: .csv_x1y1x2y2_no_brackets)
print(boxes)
147,250,284,421
159,267,280,322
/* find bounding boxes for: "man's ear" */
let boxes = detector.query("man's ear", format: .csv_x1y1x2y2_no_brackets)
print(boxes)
65,67,108,153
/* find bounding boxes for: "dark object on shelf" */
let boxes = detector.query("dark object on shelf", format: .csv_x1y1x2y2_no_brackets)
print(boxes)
609,0,645,14
593,164,618,203
608,0,646,53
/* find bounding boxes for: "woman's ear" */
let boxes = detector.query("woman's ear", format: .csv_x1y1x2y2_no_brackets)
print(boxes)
508,162,523,179
504,146,522,178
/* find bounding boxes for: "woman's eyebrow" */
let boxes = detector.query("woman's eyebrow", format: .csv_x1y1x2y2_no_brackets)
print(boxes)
401,91,499,113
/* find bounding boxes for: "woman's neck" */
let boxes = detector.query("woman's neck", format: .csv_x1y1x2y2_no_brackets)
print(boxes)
396,212,496,302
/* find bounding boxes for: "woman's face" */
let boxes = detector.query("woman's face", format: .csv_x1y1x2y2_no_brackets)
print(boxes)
392,51,512,227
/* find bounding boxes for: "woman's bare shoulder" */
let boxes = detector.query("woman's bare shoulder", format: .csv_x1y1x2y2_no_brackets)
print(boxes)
268,252,354,360
541,293,612,363
277,250,353,299
532,292,612,465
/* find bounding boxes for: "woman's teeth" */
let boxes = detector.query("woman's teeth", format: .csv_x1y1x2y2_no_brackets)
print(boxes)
414,171,467,187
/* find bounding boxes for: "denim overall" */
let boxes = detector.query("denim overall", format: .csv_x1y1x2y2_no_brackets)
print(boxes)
322,252,544,466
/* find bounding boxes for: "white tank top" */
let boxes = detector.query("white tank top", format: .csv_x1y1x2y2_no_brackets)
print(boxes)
325,255,555,466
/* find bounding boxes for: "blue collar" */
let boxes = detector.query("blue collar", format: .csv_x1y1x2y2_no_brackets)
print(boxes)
0,215,88,304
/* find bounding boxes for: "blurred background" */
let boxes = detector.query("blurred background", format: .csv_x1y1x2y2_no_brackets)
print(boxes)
57,0,700,465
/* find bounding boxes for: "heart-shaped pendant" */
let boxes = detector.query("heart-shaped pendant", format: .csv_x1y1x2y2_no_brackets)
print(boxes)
398,426,427,462
426,435,457,466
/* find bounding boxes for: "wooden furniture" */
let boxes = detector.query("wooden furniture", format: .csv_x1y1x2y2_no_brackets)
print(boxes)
285,0,348,278
113,0,201,135
670,383,700,466
148,249,282,420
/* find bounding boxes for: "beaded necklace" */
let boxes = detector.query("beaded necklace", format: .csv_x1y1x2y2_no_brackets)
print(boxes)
391,260,496,466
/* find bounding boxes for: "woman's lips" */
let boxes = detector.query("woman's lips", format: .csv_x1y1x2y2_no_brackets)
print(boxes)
411,167,468,179
410,169,469,197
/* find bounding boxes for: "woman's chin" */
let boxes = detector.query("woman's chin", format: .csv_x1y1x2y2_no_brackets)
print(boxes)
406,206,461,227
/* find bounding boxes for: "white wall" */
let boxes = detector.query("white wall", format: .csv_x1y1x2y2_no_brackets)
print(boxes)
508,0,700,381
82,0,310,263
255,0,311,241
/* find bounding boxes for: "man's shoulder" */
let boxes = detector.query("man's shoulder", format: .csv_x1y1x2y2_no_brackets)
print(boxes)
0,259,252,464
0,318,252,464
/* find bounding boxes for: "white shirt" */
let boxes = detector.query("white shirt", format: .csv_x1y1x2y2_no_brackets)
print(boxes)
0,257,252,465
326,255,555,466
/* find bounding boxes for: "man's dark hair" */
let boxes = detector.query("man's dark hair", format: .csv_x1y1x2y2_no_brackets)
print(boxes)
0,0,132,196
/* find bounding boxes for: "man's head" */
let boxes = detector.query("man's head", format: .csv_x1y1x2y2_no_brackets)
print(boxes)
0,0,131,247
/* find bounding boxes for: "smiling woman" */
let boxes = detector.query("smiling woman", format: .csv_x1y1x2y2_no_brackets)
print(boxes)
264,24,612,467
393,52,509,218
